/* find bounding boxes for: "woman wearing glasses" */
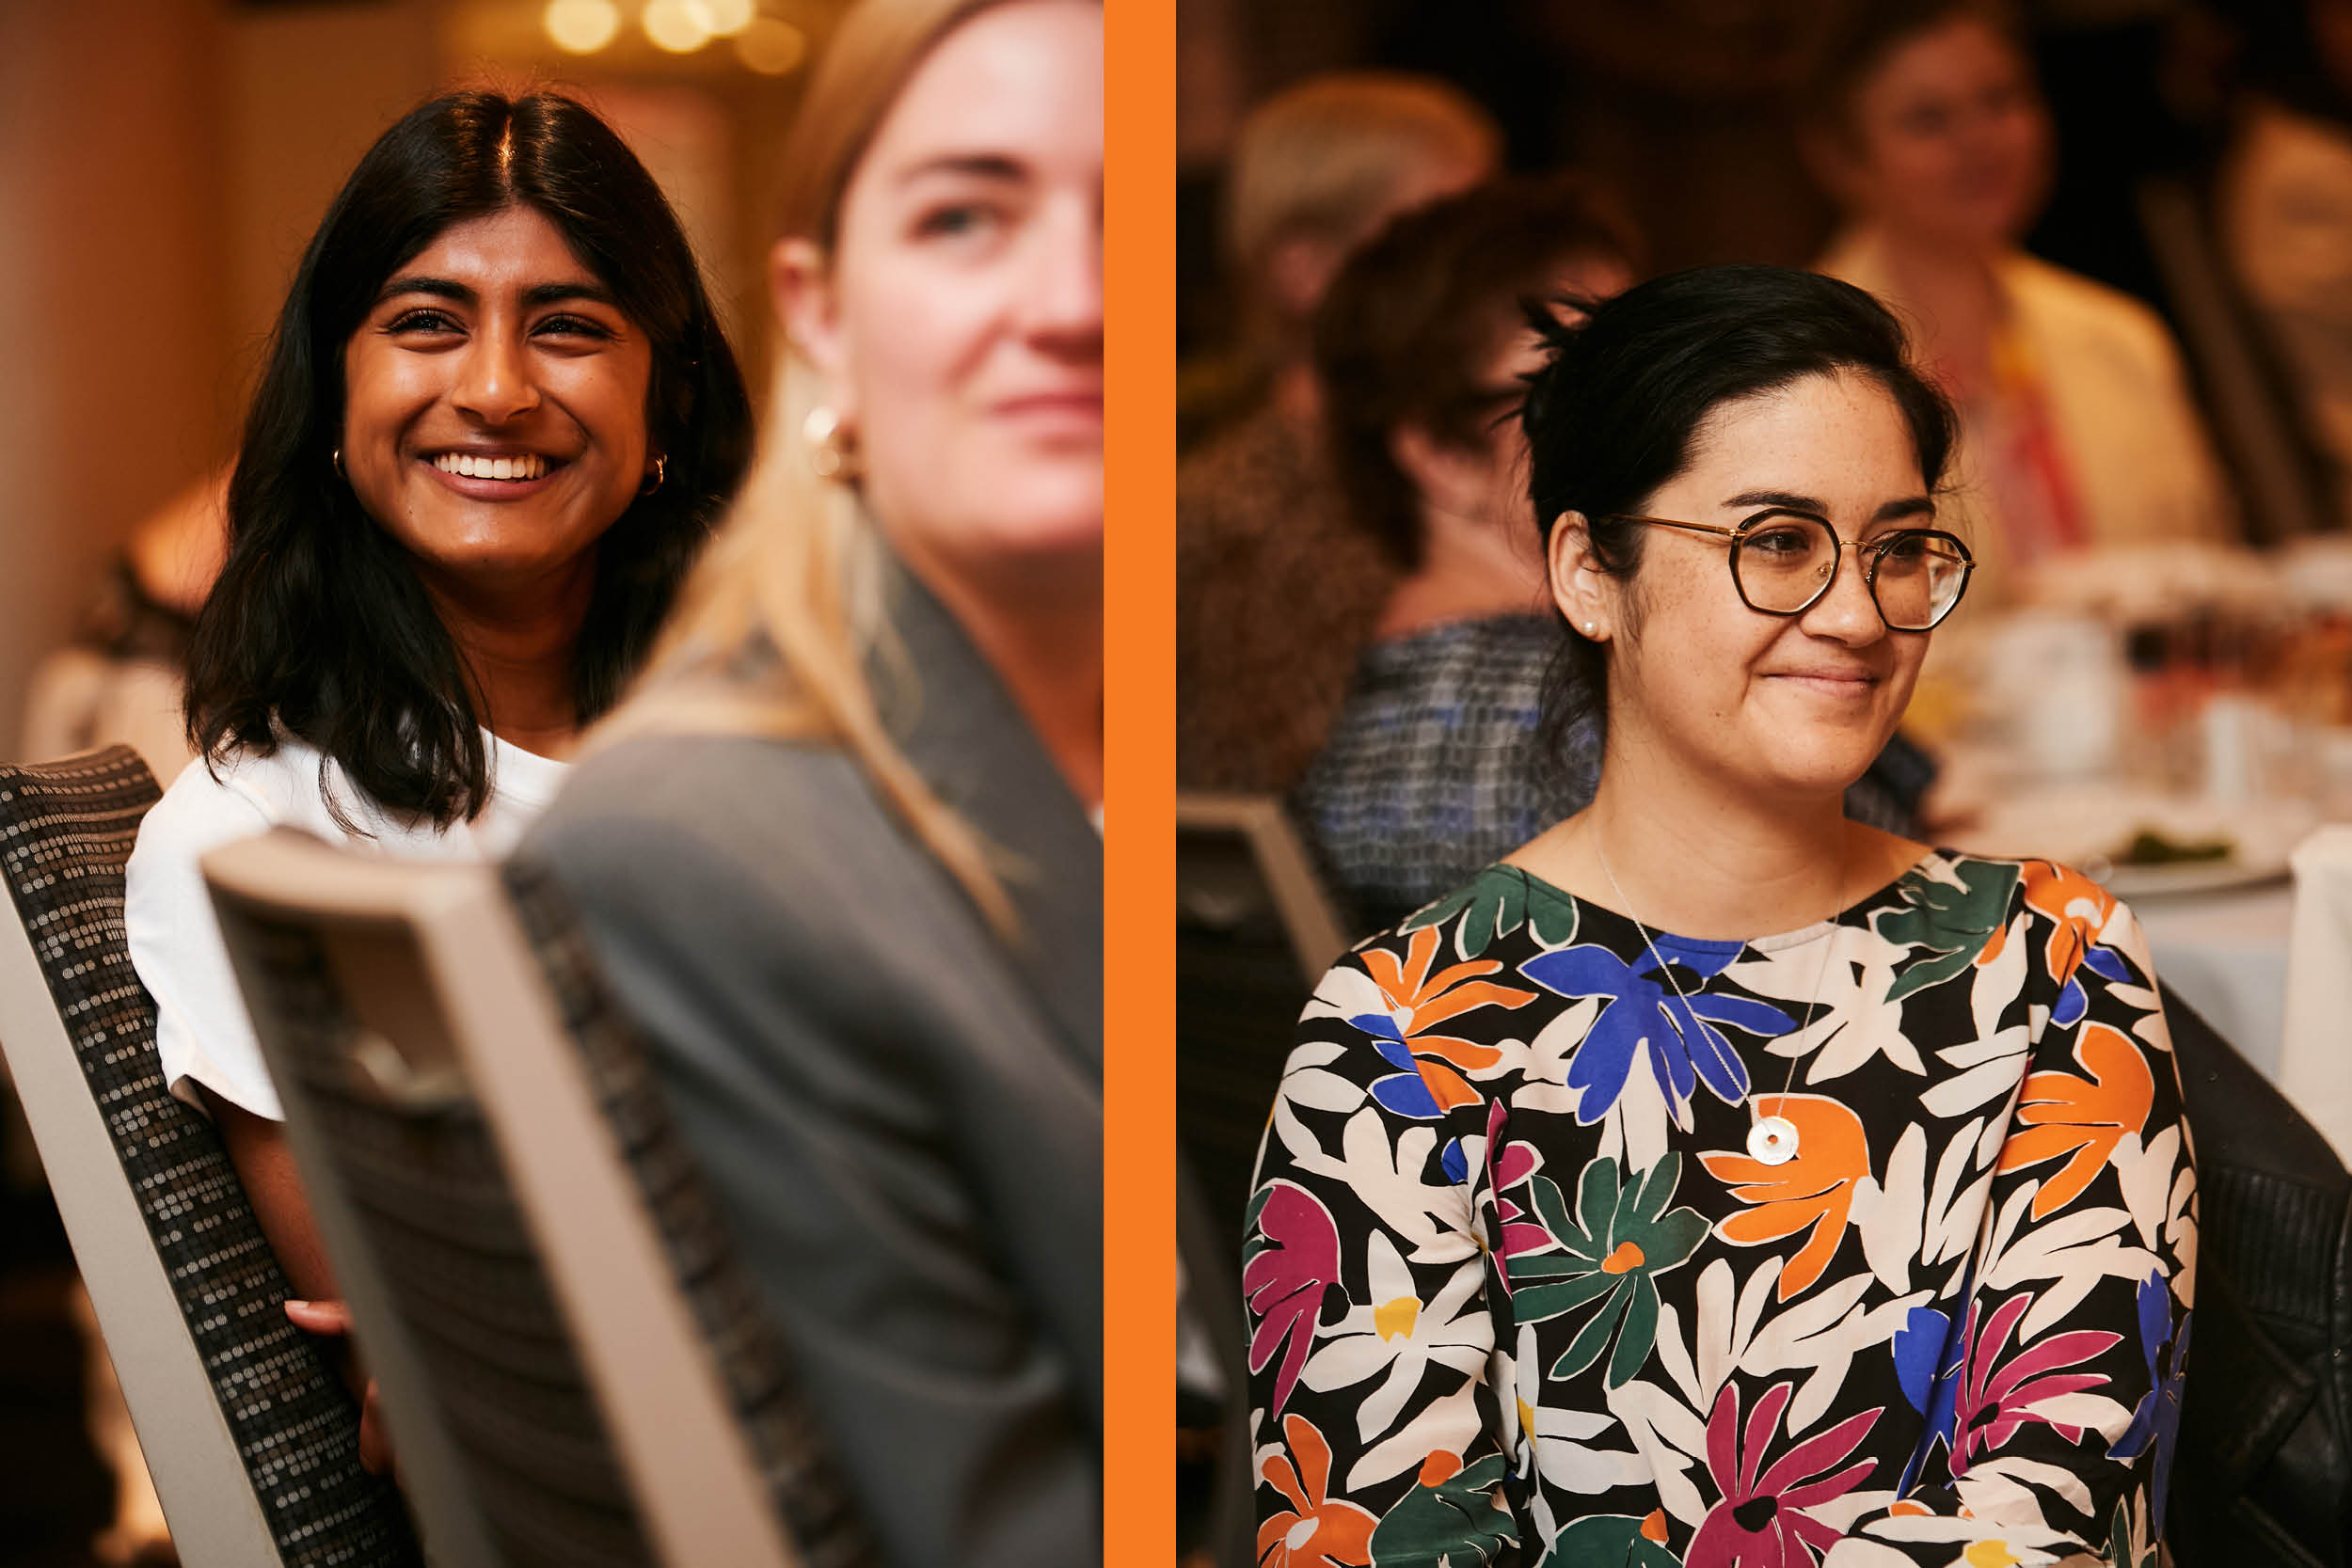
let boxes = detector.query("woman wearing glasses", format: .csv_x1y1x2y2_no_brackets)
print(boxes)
1247,266,2191,1564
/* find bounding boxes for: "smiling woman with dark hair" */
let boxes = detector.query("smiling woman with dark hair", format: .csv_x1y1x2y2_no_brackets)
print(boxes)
123,87,751,1471
1248,266,2193,1563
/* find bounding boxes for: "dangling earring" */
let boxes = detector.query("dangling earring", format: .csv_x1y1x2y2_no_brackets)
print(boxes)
640,454,666,496
803,405,859,482
331,448,344,480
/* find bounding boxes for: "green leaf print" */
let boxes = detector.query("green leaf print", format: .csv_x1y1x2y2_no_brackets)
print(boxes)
1548,1513,1679,1568
1402,867,1577,958
1511,1154,1708,1388
1872,858,2019,1003
1370,1453,1516,1567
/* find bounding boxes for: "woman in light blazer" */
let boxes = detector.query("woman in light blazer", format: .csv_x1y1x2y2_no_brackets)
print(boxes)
515,3,1103,1566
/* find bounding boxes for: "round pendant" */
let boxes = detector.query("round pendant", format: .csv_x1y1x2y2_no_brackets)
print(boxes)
1747,1116,1799,1165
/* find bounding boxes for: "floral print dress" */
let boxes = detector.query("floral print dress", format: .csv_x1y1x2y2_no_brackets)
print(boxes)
1246,851,2194,1568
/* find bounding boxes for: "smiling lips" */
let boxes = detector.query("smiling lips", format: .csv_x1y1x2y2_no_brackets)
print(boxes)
1772,669,1882,697
432,451,554,482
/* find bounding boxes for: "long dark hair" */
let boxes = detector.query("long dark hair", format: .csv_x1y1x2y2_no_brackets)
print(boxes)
1520,263,1957,764
187,89,753,827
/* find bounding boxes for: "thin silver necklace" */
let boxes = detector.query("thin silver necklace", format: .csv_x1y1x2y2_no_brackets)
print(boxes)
1593,833,1844,1166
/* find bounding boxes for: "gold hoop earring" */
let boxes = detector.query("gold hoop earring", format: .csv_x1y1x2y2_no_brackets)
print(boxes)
332,448,344,479
640,454,666,496
803,405,859,482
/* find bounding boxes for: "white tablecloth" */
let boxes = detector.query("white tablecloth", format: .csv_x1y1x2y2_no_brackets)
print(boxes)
2135,881,2295,1083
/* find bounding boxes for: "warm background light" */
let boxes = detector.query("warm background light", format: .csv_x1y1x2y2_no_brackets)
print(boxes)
691,0,757,38
734,16,805,75
543,0,622,54
641,0,711,54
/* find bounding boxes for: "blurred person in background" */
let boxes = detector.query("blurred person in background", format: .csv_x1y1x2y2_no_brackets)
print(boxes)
516,2,1102,1564
1288,174,1641,931
1182,71,1499,450
1177,72,1498,795
1248,263,2191,1564
1805,0,2233,610
2222,0,2352,527
19,462,230,784
123,88,752,1470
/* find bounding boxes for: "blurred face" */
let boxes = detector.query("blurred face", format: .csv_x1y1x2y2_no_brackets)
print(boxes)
1463,255,1636,527
1555,372,1934,801
783,0,1104,590
342,205,654,595
1828,16,2050,251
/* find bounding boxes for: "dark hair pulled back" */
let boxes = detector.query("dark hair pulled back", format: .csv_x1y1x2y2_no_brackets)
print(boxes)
187,88,753,828
1519,262,1956,766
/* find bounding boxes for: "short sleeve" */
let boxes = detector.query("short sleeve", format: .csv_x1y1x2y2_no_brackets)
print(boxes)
1835,878,2194,1566
125,762,282,1119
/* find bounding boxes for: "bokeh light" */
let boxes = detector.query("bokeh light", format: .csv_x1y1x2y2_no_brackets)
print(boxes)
641,0,712,54
689,0,756,38
733,16,805,75
543,0,623,54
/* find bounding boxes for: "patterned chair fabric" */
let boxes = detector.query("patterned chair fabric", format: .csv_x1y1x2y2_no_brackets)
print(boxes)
0,745,420,1567
503,859,875,1568
210,846,874,1568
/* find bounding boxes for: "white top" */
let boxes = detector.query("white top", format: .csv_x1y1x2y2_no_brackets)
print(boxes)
126,731,567,1119
1817,227,2234,613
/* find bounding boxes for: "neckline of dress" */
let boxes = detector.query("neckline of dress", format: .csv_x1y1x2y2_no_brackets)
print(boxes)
1493,846,1950,955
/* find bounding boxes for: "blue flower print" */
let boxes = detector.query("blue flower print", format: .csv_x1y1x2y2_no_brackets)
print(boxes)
2053,942,2135,1030
1356,1022,1443,1120
1891,1301,1965,1495
2107,1270,2187,1537
1519,941,1796,1126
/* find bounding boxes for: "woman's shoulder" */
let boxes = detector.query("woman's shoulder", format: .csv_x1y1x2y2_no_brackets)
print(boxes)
1889,847,2148,959
523,732,902,908
135,739,327,851
2002,251,2181,370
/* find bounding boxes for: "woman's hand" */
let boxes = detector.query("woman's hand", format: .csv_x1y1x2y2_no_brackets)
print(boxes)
284,1299,395,1477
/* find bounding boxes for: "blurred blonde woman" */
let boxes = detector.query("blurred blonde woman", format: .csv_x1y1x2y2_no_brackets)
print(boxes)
516,3,1102,1566
1803,0,2233,610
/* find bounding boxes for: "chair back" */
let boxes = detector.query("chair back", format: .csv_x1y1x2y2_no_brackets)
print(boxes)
2164,980,2352,1566
1176,792,1349,1247
0,746,418,1567
200,827,872,1568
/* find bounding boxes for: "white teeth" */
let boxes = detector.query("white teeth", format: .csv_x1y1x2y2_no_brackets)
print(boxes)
433,452,547,480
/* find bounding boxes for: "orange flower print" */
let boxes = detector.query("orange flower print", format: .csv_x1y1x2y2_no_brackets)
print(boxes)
1700,1095,1871,1300
1980,860,2115,982
1354,925,1535,1116
1258,1412,1378,1567
1997,1021,2153,1218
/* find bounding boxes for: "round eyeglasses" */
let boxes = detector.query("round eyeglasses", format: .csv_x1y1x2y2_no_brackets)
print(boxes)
1602,512,1975,631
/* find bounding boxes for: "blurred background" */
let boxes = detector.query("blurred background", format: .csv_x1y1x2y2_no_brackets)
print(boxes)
0,4,839,1560
1175,1,2352,1560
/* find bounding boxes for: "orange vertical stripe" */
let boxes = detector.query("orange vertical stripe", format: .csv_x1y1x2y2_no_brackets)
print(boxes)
1103,0,1175,1554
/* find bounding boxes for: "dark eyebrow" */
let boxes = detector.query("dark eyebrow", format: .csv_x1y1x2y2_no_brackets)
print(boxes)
373,276,619,309
1724,489,1937,524
376,275,474,307
897,152,1026,186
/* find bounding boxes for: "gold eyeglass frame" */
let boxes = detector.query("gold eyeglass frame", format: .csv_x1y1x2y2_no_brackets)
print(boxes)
1600,511,1976,631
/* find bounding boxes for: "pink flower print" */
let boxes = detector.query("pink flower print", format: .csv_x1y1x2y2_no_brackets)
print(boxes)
1481,1099,1549,1282
1950,1292,2120,1472
1687,1381,1882,1568
1246,1180,1344,1416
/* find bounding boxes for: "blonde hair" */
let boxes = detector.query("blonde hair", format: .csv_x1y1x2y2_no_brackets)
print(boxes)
596,0,1036,937
1224,72,1500,279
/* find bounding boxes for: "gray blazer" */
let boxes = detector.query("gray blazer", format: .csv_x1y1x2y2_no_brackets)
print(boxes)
516,563,1102,1568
